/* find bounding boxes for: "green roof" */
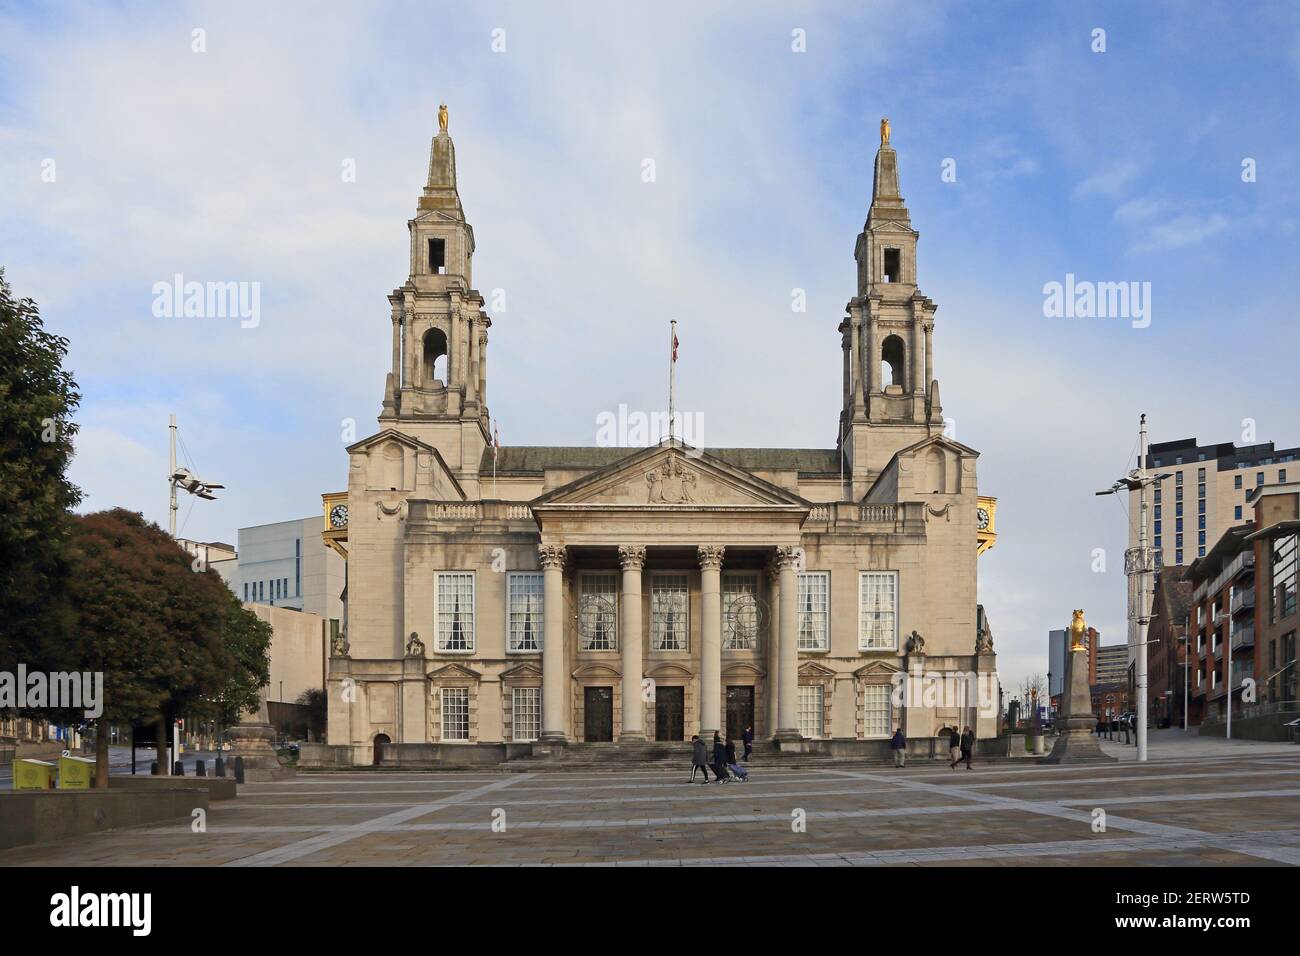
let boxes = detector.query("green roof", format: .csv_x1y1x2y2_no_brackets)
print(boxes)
480,446,841,477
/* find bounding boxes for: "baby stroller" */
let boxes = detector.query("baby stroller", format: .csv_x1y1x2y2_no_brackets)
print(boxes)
727,762,749,782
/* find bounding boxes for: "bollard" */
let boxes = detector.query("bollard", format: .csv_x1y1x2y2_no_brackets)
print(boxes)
214,756,225,777
234,755,245,784
195,760,207,777
150,760,159,776
173,760,184,776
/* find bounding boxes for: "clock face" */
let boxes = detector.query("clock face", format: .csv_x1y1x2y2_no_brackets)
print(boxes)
976,507,990,531
329,504,348,528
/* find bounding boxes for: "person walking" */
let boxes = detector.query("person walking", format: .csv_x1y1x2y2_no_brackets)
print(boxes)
959,726,975,770
724,736,749,781
947,727,962,769
711,731,730,783
742,725,753,761
889,727,906,768
690,734,710,784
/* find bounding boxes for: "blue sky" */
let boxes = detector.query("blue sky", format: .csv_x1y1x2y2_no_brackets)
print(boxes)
2,0,1298,693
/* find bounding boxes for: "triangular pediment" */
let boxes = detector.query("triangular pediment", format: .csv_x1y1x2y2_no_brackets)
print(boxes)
427,662,480,682
349,428,467,500
853,660,902,678
533,441,809,510
500,661,543,681
798,660,837,679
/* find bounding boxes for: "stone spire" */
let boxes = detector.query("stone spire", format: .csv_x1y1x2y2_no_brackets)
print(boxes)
420,107,464,220
867,124,909,226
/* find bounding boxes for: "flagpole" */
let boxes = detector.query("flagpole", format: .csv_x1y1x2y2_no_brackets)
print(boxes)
669,320,677,443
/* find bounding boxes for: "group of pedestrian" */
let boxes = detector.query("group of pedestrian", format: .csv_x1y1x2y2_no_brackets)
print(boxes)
689,726,753,784
888,726,975,769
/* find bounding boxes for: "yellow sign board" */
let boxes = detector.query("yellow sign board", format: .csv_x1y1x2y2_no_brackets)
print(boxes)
13,758,56,790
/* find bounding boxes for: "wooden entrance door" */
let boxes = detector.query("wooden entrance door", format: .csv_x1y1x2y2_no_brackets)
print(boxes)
654,686,685,741
726,686,754,742
584,686,614,741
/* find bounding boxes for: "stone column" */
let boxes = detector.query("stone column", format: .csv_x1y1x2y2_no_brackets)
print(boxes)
765,560,781,738
404,309,415,387
775,546,801,741
478,328,489,407
391,308,402,386
467,315,480,404
923,321,934,391
910,313,922,395
539,543,567,743
618,545,647,741
698,545,725,738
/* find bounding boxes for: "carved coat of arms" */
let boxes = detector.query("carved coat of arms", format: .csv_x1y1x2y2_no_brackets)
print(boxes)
646,458,697,503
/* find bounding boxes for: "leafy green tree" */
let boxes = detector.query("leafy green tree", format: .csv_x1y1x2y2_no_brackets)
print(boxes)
296,687,328,741
66,509,268,785
0,269,81,680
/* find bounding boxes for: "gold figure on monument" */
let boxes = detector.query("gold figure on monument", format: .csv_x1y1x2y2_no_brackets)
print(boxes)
880,117,890,146
438,103,449,133
1068,609,1088,652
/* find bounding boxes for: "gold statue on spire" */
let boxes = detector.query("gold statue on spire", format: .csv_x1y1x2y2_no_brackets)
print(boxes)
880,117,890,147
1068,609,1088,652
438,103,449,134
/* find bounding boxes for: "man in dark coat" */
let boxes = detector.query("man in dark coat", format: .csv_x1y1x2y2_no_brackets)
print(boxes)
889,727,907,768
959,726,975,770
711,731,730,782
690,734,710,784
742,726,754,761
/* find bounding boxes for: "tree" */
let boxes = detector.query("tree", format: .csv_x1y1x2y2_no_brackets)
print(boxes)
65,509,269,786
0,269,81,679
296,688,327,741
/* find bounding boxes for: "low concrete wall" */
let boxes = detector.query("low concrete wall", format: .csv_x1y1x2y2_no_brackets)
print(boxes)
0,788,209,852
298,742,539,769
109,775,238,801
1199,713,1300,742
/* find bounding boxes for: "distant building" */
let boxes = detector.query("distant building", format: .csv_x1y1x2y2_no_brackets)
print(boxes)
1186,523,1257,724
227,517,345,626
1148,566,1193,728
1137,437,1298,570
1048,629,1066,698
1245,482,1298,712
1094,642,1127,686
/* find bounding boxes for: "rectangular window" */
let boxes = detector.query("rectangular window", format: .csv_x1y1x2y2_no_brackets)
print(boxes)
1257,472,1265,486
441,687,469,740
1176,487,1183,502
580,573,618,650
722,573,760,650
1198,467,1206,481
1176,518,1183,533
1198,515,1206,530
243,582,248,602
511,687,541,742
797,572,830,650
651,574,689,651
1176,549,1183,564
883,248,900,283
1154,489,1161,504
858,571,899,651
862,683,891,738
428,238,446,274
1273,533,1298,623
1235,475,1242,489
798,685,824,738
1235,505,1242,520
435,572,475,651
1281,469,1287,483
507,572,544,652
1198,500,1205,515
1198,483,1206,498
1154,520,1162,536
1176,472,1183,485
1154,505,1162,520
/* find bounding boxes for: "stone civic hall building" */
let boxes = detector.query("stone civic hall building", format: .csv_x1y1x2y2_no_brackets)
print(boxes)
308,116,1000,766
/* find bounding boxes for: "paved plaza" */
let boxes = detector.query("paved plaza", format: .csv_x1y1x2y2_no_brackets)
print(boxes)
3,737,1299,867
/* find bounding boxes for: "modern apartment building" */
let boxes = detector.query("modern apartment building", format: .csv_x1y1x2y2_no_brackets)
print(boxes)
1134,438,1299,569
1186,524,1256,724
1245,482,1299,712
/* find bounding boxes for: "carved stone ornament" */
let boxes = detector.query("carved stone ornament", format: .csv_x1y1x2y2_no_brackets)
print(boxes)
696,544,726,570
905,630,925,655
538,542,566,570
406,631,426,657
646,457,697,504
618,545,647,570
926,503,951,521
976,626,994,655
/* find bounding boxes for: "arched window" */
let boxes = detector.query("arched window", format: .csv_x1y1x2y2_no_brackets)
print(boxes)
422,328,448,386
881,334,906,390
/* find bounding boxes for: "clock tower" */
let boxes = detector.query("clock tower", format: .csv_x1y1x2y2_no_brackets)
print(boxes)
379,108,492,493
839,122,945,495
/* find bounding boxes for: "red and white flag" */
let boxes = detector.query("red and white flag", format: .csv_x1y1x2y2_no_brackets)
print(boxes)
672,331,679,363
492,420,500,462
